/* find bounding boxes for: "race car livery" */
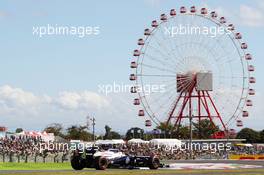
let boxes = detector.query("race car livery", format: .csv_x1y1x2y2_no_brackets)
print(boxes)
71,146,160,170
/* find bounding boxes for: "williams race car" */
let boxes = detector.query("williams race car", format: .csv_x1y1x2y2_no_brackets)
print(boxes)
71,146,160,170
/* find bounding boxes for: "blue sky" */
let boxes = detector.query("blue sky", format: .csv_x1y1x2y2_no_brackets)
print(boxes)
0,0,263,134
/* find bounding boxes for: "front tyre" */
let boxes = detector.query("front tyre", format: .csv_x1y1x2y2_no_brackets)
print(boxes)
95,156,108,170
148,156,160,170
71,156,84,170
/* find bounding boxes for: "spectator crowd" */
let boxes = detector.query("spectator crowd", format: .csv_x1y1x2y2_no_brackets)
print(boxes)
0,136,69,163
1,136,263,163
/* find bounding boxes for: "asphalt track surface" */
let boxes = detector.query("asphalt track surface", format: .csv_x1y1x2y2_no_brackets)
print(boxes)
166,159,264,165
0,160,263,175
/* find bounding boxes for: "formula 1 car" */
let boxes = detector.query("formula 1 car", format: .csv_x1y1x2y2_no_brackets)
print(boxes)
71,146,160,170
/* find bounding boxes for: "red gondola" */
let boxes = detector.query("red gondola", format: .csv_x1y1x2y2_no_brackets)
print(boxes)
130,61,137,68
220,17,226,23
201,8,207,15
249,77,256,83
190,6,196,13
229,129,236,135
129,74,136,81
144,28,151,35
242,111,249,117
180,6,187,13
241,43,248,49
151,20,158,27
235,33,242,39
130,86,137,93
210,11,217,18
133,50,140,56
236,120,243,127
137,38,144,45
145,120,152,127
248,65,254,72
245,53,252,60
248,89,255,95
134,98,140,105
246,99,252,106
160,14,167,21
170,9,176,16
228,24,235,31
138,110,145,116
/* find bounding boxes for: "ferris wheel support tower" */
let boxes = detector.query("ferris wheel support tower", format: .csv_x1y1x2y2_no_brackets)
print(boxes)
166,72,227,137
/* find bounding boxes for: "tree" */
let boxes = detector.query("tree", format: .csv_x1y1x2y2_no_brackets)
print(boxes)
157,122,174,132
177,125,190,139
236,128,260,143
111,131,121,139
192,119,219,139
44,123,64,137
156,122,174,138
125,127,144,140
155,122,190,139
103,125,121,139
104,125,112,139
15,128,23,133
66,125,93,141
259,129,264,143
97,135,104,140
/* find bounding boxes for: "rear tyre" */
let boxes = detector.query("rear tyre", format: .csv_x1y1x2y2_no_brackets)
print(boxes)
148,156,160,169
71,156,84,170
95,156,108,170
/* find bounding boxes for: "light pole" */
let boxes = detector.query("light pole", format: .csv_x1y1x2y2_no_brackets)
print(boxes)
131,129,134,138
87,115,96,142
137,129,141,139
189,114,193,159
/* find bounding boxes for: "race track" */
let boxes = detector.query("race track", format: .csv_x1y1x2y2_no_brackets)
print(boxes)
0,160,263,175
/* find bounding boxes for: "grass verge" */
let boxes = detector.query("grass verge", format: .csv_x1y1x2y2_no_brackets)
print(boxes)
0,162,71,170
0,163,264,175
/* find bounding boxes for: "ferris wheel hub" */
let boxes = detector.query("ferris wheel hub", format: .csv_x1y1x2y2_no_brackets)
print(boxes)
177,71,213,93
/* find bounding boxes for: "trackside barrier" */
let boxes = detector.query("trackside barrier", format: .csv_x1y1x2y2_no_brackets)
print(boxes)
229,154,264,160
0,153,71,163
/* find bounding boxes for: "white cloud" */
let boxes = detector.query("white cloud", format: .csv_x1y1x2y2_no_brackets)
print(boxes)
0,84,261,133
55,91,109,110
0,85,43,110
199,1,264,28
0,85,53,117
0,85,144,133
0,85,109,115
0,11,10,18
56,91,81,110
0,85,113,133
239,4,264,27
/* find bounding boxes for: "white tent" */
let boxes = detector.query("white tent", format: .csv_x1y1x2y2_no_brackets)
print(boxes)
0,132,5,138
95,139,125,145
16,131,54,142
128,139,149,144
150,139,181,147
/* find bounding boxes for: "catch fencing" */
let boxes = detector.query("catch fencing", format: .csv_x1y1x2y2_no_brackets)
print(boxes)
0,152,71,163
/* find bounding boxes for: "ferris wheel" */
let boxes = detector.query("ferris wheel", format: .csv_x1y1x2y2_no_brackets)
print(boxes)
129,6,255,137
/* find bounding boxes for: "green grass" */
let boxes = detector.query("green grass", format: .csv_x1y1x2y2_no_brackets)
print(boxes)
0,162,264,175
0,169,264,175
0,162,71,170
